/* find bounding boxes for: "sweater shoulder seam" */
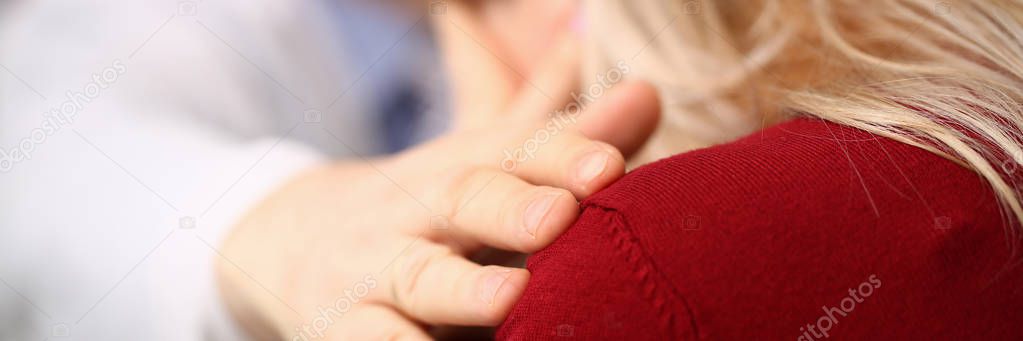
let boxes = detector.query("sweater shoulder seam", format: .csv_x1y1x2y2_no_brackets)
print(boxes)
581,203,701,339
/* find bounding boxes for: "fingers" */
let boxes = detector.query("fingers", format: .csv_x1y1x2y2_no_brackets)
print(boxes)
499,130,626,198
575,80,662,157
432,1,518,129
440,168,578,253
482,80,660,198
434,1,581,130
503,35,581,124
386,240,529,326
326,305,430,341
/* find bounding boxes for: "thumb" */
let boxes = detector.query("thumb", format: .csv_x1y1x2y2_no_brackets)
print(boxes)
576,80,661,158
433,2,518,129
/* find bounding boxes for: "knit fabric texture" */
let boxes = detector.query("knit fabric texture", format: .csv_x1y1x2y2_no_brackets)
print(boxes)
497,118,1023,340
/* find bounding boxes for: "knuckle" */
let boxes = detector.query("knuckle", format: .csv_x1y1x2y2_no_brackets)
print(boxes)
444,167,498,217
390,242,452,311
494,192,523,239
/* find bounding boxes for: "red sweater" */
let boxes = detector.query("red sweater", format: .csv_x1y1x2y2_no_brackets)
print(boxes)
497,118,1023,340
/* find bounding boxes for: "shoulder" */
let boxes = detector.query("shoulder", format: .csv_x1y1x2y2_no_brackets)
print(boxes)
498,118,1023,340
586,118,986,218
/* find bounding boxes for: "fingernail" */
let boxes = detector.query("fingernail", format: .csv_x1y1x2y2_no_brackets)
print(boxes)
575,151,609,186
524,193,560,238
480,269,514,305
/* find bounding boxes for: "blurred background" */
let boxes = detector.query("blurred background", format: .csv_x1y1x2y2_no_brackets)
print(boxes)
0,0,447,339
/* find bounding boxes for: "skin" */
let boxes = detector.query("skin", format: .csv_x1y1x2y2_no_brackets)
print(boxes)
217,1,660,339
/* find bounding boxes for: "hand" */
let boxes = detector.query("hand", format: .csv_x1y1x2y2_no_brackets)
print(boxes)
216,3,660,340
217,82,659,339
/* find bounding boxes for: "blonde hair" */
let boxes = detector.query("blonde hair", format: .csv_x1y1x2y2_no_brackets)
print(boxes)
585,0,1023,232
